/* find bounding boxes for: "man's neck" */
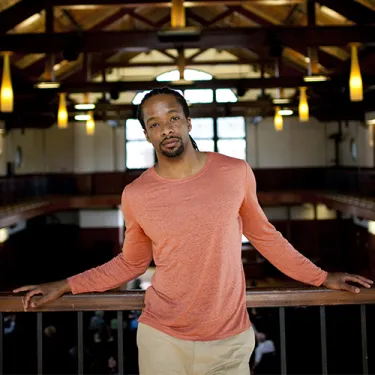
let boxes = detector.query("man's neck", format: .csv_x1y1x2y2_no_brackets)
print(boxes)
155,148,207,180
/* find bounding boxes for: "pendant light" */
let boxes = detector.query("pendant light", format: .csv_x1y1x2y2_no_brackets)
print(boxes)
86,110,95,135
274,106,283,132
349,43,363,102
299,87,309,122
1,52,13,112
57,93,68,129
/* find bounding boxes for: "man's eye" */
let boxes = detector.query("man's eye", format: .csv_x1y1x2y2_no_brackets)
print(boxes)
151,123,159,128
171,116,180,121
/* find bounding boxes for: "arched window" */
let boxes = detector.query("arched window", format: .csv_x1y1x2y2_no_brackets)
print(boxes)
126,69,246,169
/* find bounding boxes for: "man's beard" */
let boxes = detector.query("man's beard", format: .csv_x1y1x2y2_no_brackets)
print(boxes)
159,137,185,158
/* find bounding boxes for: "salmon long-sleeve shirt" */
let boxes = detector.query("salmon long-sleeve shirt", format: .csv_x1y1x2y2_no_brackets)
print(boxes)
68,152,328,341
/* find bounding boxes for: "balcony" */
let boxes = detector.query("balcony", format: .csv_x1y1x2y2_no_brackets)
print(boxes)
1,288,374,375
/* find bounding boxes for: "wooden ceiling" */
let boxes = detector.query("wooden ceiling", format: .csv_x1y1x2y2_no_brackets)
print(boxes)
1,0,375,128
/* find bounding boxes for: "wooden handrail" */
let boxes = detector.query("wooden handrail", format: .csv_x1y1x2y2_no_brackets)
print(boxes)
1,191,375,228
0,288,374,312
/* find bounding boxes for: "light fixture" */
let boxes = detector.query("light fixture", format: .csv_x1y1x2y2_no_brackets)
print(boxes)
303,75,329,82
0,130,4,156
278,109,293,116
34,82,61,89
171,79,194,85
86,111,95,135
0,227,8,243
1,52,13,112
272,98,291,104
366,119,375,125
57,93,68,129
75,103,96,110
75,114,91,121
274,106,283,132
369,124,374,148
349,43,363,102
299,87,309,122
369,221,375,235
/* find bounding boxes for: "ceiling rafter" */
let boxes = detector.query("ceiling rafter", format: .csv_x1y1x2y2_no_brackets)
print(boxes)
53,0,305,7
317,0,375,74
22,7,132,79
318,0,375,25
62,9,83,30
0,0,47,34
228,5,340,71
14,75,375,94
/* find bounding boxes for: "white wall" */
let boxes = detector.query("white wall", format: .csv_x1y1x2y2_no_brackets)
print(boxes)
336,120,373,168
5,122,125,174
45,123,74,173
247,116,331,168
4,114,373,174
247,116,373,168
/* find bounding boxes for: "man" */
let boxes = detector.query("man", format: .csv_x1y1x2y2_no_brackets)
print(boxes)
14,88,373,375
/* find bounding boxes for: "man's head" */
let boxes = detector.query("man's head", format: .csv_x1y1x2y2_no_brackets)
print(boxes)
137,87,198,158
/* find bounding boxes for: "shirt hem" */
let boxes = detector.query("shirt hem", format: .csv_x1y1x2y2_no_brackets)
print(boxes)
138,316,251,342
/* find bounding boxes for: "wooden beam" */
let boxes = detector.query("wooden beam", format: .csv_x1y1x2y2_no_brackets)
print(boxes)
2,26,375,53
171,0,186,28
129,10,157,28
0,0,46,34
1,288,374,312
104,58,273,67
62,9,83,30
13,74,375,95
12,76,336,93
229,6,341,71
22,8,131,78
53,0,305,8
318,0,375,25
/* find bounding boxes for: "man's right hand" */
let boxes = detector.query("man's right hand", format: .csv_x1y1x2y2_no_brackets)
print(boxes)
13,279,71,310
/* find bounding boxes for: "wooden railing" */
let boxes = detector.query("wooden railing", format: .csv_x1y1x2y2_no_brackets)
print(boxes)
0,288,374,375
0,167,374,205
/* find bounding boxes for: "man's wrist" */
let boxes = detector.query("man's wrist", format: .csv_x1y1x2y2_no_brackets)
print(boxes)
60,279,72,293
321,272,330,287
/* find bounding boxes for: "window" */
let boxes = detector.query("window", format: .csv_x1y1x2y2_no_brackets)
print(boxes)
127,69,245,169
125,119,155,169
190,118,215,152
217,117,247,160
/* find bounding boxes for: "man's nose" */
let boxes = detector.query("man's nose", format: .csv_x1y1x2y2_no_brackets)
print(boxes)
161,121,174,135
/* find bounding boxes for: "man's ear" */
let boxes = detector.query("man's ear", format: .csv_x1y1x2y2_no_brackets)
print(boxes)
187,117,192,133
144,129,151,143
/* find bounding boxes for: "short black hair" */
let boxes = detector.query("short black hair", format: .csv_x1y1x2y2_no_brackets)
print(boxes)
136,87,198,151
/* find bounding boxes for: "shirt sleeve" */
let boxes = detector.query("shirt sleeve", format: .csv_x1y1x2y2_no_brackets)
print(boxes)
239,161,328,287
67,187,153,294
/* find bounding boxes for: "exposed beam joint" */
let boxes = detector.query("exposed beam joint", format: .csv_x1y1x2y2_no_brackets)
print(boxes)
53,0,305,7
2,26,375,53
63,9,83,30
171,0,186,28
14,75,375,94
0,0,46,34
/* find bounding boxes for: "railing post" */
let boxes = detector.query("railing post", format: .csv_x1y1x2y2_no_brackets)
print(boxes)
117,311,124,375
37,312,43,375
320,306,328,375
77,312,84,375
279,307,287,375
361,305,369,375
0,312,3,375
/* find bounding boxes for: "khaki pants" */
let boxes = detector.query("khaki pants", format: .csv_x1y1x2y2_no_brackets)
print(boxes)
137,323,255,375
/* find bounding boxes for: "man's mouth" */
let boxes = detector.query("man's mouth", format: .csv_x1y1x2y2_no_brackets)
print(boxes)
162,138,179,147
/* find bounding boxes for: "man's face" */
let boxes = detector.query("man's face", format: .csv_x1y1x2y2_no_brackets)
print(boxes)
142,94,192,158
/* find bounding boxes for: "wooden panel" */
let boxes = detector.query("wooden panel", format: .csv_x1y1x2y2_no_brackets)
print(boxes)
254,168,326,191
80,227,122,258
1,288,374,312
0,168,374,202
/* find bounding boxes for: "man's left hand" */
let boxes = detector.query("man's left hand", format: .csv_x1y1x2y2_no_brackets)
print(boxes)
322,272,373,293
